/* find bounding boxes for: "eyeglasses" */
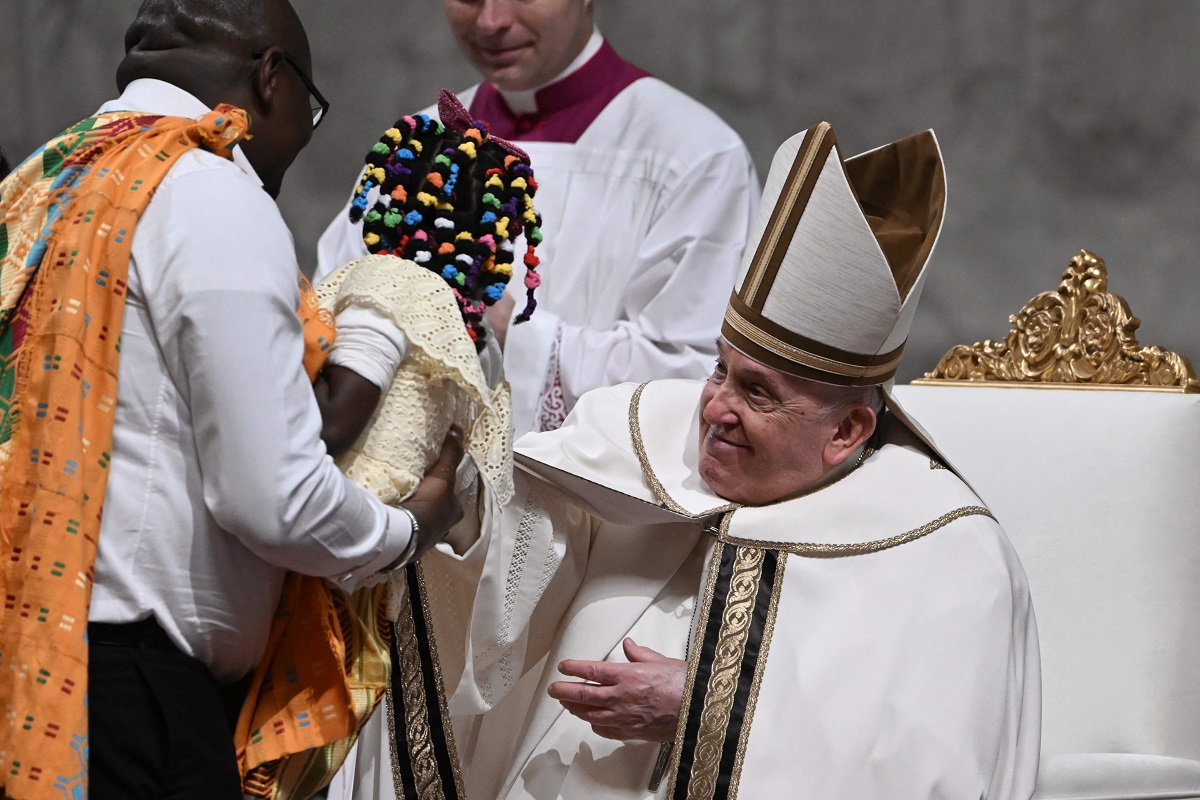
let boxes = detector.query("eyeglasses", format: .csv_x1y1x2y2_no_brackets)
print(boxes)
252,50,330,130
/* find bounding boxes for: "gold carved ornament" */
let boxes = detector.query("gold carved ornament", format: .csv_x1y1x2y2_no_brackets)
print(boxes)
916,250,1198,392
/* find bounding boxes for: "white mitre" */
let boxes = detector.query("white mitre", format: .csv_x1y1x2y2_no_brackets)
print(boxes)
722,121,947,447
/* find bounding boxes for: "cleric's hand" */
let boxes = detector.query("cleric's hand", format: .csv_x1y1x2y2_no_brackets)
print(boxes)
401,425,465,559
548,638,686,742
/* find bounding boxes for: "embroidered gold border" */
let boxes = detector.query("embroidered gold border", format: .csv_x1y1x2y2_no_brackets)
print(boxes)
665,539,728,799
727,550,787,798
684,545,766,800
386,562,465,799
628,382,738,518
720,505,995,558
413,563,466,796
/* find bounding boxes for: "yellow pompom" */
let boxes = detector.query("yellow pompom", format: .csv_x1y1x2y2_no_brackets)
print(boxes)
511,177,527,190
410,140,423,154
437,201,454,212
523,209,537,223
495,218,510,239
384,128,402,143
456,231,474,242
458,142,478,158
493,261,513,277
416,192,438,207
368,167,386,183
485,175,504,189
364,232,381,246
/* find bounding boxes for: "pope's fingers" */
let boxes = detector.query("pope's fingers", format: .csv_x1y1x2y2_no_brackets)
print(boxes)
557,700,617,725
547,679,616,708
589,724,628,741
557,658,622,684
622,637,669,663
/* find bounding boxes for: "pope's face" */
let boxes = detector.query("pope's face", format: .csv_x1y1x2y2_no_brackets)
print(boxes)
698,343,847,506
442,0,594,92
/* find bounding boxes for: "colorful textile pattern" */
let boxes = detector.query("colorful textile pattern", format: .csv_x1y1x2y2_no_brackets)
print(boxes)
298,273,336,381
237,290,356,800
0,106,249,798
238,577,390,799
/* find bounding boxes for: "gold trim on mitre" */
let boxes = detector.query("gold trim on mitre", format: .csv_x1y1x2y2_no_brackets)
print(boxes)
723,123,946,386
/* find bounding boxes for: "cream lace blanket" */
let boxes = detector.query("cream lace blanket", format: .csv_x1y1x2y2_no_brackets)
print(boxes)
316,255,514,510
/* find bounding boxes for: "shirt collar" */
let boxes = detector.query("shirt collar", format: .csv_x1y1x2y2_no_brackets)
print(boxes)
96,78,262,186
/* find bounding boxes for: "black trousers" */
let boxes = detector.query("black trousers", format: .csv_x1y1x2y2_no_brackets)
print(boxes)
87,618,243,800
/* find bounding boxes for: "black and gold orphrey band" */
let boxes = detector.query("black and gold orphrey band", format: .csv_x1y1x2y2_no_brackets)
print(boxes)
666,539,787,800
386,563,466,800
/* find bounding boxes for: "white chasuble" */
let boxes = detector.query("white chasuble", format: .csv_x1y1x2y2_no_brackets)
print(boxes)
332,379,1040,799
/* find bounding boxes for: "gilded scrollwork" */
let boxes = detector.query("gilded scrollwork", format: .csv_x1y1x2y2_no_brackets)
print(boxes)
923,250,1197,391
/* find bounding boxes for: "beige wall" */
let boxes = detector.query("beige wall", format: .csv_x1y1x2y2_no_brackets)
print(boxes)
3,0,1197,380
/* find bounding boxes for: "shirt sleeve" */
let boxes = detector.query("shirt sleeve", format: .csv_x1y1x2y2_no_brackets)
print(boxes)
505,143,760,428
136,164,412,584
327,303,410,390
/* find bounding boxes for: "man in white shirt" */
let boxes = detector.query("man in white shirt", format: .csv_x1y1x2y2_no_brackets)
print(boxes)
317,0,759,436
0,1,463,797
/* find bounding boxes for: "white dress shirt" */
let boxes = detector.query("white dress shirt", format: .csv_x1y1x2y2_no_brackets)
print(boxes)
88,80,412,682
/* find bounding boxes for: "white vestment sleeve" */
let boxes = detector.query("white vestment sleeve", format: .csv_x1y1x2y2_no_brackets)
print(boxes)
448,470,593,716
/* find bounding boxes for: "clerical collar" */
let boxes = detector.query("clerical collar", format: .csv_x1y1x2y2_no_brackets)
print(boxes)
499,28,604,114
468,33,651,144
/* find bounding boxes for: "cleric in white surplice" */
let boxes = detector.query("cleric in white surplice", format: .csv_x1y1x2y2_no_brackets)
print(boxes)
337,122,1042,799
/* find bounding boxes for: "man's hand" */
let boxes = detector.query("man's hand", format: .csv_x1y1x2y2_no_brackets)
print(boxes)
484,293,515,351
547,638,686,742
401,426,465,559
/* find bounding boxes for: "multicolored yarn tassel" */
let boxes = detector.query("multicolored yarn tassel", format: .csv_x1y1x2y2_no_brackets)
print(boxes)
348,91,543,349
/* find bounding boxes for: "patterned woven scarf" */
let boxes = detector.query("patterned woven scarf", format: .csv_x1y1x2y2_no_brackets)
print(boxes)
0,105,250,798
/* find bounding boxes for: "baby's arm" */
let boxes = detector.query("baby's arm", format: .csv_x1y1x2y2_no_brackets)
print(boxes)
315,303,409,458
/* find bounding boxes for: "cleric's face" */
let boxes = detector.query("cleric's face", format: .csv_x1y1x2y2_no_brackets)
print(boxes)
698,342,847,506
442,0,594,92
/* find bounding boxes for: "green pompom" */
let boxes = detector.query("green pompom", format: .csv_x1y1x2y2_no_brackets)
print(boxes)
371,142,390,155
364,210,382,223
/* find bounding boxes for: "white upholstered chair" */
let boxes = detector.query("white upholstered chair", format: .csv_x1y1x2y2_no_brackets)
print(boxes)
893,250,1200,800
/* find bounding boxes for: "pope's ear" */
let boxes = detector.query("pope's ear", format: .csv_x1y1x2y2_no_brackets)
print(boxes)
824,406,876,467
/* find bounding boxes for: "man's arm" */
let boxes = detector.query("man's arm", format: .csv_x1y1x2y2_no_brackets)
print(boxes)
143,166,422,583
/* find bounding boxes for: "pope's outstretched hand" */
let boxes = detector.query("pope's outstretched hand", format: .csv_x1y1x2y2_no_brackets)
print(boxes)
548,638,687,742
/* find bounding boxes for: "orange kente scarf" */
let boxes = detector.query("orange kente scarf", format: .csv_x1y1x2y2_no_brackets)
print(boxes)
0,105,249,798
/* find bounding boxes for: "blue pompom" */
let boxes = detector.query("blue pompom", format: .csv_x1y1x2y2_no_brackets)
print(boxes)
441,265,459,281
404,210,423,226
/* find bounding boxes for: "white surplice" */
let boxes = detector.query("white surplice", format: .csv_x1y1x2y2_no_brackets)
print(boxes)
331,379,1041,799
